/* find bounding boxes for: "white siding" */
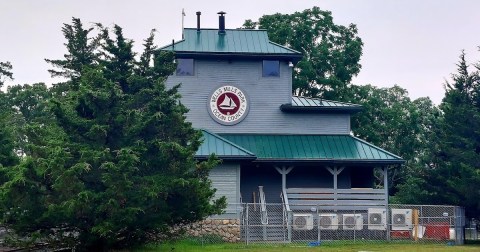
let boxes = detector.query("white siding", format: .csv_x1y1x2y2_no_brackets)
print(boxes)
166,59,351,135
209,163,240,214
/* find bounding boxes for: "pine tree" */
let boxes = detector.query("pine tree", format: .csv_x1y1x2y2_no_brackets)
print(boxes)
433,52,480,217
1,19,225,251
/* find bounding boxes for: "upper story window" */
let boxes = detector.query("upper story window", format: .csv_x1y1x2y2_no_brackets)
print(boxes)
176,58,194,76
262,60,280,77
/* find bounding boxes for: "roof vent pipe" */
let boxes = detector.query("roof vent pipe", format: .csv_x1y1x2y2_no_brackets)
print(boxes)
218,11,226,35
196,11,201,32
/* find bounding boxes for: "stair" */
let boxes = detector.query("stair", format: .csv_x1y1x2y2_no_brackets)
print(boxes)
241,204,288,242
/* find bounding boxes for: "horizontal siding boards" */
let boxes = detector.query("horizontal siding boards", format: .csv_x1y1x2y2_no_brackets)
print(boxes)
287,188,335,194
209,164,240,213
287,193,385,200
289,200,386,206
289,205,383,211
165,59,351,135
286,188,387,211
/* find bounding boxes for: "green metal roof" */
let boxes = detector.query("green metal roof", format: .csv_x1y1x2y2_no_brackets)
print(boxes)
195,130,256,160
280,96,362,114
291,96,361,107
160,28,302,60
219,134,404,164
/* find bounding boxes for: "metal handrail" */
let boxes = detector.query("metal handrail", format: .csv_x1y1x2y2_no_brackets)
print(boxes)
281,188,292,242
240,194,246,226
280,191,288,239
258,186,268,225
282,188,291,212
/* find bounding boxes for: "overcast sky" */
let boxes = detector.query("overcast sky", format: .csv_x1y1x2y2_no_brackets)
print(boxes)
1,0,479,104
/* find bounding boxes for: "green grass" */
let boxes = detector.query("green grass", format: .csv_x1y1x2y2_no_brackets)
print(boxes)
136,240,480,252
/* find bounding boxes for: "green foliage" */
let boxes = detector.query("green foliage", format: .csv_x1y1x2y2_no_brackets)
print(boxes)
45,17,98,81
346,85,440,194
243,7,363,99
393,52,480,218
0,19,225,251
0,106,18,170
0,61,14,87
433,52,480,216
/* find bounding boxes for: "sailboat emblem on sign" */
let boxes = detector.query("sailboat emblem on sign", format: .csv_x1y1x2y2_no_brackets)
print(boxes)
219,95,237,110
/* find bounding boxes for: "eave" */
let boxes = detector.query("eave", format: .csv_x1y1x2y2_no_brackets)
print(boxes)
280,103,363,114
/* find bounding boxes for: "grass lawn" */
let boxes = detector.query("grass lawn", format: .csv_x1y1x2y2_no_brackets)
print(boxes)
137,241,480,252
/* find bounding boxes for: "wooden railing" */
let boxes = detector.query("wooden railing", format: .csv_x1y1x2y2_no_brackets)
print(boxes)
286,188,387,211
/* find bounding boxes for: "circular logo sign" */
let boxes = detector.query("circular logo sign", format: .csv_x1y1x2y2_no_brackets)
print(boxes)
208,85,249,125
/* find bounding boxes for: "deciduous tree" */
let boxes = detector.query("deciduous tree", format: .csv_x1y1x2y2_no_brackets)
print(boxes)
243,7,363,99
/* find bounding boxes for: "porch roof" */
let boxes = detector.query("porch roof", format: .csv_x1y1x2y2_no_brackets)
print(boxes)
217,134,404,165
280,96,363,114
195,130,256,160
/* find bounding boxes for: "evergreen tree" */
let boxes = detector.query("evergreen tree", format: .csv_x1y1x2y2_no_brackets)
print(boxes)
0,20,225,251
0,61,13,87
45,17,98,81
394,52,480,218
434,52,480,217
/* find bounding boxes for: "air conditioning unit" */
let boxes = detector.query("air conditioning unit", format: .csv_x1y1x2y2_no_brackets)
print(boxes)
293,214,314,230
368,208,387,230
391,209,413,230
342,214,363,230
318,214,339,230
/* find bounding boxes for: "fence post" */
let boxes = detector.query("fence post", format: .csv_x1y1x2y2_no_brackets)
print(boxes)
454,206,465,245
246,203,249,245
288,211,292,242
413,209,419,241
386,205,391,241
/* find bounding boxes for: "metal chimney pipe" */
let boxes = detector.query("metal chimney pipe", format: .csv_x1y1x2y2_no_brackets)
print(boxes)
218,11,226,35
196,11,201,32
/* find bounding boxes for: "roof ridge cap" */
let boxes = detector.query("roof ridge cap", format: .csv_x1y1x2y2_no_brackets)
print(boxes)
201,129,256,156
349,135,404,160
268,41,301,54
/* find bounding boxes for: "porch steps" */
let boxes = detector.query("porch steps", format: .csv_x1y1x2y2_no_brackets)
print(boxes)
241,206,287,242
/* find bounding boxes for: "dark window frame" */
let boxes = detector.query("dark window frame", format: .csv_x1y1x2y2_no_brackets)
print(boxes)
176,58,194,76
262,60,280,77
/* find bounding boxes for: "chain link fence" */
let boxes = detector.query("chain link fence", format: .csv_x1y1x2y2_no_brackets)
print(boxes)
175,203,466,247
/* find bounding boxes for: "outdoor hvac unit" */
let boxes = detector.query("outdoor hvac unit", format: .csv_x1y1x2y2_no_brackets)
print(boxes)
391,209,413,231
368,208,387,230
292,213,314,230
342,214,363,230
318,214,339,230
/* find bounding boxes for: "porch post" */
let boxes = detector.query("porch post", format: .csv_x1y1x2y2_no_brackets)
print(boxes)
275,166,294,243
382,166,390,241
326,166,345,203
383,166,388,205
275,166,294,190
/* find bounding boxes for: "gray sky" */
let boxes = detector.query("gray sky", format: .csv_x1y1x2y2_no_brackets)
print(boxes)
1,0,479,104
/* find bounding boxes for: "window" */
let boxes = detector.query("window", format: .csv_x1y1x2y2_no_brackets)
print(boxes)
176,58,194,76
262,60,280,77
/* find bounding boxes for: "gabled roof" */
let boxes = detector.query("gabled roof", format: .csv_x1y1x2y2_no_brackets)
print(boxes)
160,28,302,61
280,96,363,114
195,130,256,160
219,134,404,165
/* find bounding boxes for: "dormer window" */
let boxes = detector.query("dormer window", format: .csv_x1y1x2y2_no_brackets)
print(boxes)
176,58,194,76
262,60,280,77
